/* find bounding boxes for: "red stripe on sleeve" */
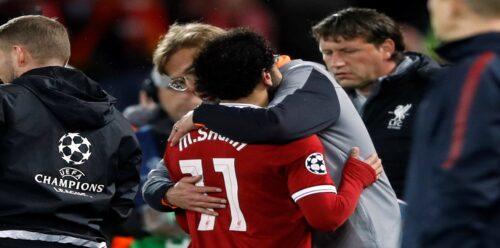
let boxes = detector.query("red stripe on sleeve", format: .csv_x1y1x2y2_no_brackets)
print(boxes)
441,52,495,169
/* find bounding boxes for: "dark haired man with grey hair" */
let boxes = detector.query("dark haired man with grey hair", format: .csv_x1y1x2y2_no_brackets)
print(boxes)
0,15,141,248
312,8,440,198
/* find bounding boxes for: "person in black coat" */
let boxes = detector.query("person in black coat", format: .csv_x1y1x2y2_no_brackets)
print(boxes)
0,15,141,248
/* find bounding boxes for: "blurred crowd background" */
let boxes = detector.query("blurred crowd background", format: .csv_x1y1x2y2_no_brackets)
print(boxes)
0,0,431,111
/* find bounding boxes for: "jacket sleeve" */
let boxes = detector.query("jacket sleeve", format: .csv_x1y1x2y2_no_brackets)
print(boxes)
193,68,340,143
142,159,176,211
297,157,376,231
109,133,142,222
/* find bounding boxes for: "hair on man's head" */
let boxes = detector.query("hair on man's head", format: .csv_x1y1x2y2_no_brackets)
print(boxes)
194,28,275,100
153,23,225,75
464,0,500,17
312,8,405,53
0,15,70,64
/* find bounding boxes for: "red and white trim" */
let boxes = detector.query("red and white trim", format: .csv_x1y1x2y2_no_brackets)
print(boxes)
291,185,337,202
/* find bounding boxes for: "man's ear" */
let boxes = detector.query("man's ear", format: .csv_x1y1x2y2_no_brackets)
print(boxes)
379,39,396,60
262,70,273,87
12,45,27,67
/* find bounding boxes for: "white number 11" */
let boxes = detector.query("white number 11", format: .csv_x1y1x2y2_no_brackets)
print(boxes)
179,158,247,232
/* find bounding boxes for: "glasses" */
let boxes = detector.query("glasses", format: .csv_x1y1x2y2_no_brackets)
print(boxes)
159,67,196,92
164,76,189,92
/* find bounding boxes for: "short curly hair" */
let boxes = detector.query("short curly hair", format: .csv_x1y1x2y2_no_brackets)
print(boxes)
194,28,275,100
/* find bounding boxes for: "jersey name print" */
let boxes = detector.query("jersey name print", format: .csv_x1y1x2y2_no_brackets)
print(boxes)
178,128,247,151
165,129,335,248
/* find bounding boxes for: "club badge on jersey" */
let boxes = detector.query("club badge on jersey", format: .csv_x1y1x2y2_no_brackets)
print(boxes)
387,104,412,130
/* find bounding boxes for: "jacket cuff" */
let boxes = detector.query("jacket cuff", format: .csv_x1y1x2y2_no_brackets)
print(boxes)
151,183,176,212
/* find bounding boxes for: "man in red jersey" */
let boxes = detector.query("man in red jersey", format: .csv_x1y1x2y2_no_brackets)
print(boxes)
164,28,382,247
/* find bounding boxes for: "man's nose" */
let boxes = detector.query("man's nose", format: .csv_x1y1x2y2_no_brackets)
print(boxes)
331,53,346,67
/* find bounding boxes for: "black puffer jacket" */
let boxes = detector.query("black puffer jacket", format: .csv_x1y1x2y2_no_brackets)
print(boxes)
0,66,141,247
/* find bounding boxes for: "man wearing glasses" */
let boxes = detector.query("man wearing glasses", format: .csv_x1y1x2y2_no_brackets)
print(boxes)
140,23,226,214
117,23,225,247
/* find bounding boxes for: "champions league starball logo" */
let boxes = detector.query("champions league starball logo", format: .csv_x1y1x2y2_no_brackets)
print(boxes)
33,133,103,198
305,153,327,175
58,133,92,165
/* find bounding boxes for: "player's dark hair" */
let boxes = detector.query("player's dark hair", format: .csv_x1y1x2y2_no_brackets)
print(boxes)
194,28,275,100
312,8,405,60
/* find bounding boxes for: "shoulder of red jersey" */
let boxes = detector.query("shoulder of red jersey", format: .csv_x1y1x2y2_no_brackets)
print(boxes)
280,134,324,159
252,134,326,170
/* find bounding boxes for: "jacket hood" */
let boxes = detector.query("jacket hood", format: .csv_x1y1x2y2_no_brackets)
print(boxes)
384,52,440,83
13,66,116,130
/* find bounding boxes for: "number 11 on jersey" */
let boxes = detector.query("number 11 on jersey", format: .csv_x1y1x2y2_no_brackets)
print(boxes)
179,158,247,232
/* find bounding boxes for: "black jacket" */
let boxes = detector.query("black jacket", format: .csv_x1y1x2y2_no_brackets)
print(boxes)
0,67,141,246
361,52,440,198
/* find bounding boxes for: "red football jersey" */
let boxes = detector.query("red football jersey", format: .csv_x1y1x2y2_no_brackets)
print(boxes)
164,128,336,248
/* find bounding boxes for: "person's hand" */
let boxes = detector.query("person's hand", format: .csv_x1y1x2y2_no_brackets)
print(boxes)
165,175,227,216
349,147,383,179
168,111,196,146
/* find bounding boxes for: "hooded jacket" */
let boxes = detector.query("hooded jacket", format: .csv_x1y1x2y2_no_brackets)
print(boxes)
360,52,440,198
0,66,141,248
